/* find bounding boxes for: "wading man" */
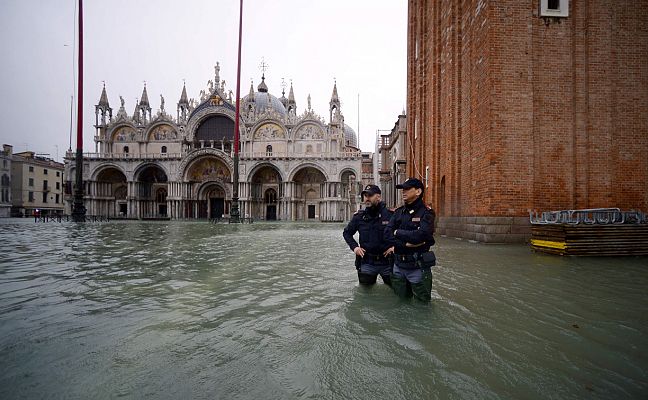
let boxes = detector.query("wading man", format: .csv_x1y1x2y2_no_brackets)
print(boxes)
384,178,436,301
343,184,394,286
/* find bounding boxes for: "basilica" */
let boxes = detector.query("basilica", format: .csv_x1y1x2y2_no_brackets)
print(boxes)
63,63,362,221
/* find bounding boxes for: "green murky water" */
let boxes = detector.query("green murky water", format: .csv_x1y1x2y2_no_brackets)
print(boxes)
1,219,646,399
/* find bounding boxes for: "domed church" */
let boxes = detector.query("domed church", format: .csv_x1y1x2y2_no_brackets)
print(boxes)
64,63,362,221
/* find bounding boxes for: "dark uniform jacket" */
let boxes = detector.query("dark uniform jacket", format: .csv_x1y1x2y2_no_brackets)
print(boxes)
384,198,435,256
343,202,394,257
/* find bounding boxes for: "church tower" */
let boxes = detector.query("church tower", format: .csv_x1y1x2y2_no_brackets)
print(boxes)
177,82,190,124
136,84,152,125
329,81,341,125
94,83,112,153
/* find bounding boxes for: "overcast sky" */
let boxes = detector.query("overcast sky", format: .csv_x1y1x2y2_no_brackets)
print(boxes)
0,0,406,160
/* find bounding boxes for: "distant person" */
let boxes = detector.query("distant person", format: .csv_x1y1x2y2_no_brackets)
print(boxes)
384,178,436,301
343,185,394,286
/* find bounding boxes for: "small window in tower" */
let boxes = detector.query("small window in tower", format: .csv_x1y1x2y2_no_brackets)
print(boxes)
124,146,129,154
161,146,167,154
29,166,34,172
56,171,60,177
44,169,48,175
266,145,273,156
540,0,568,17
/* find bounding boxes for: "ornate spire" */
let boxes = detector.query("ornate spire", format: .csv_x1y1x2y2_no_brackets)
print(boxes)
330,79,339,102
132,98,140,123
248,80,255,99
98,82,110,107
179,81,189,105
288,81,296,104
139,83,150,106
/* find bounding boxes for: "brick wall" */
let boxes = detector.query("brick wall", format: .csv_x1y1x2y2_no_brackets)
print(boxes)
408,0,648,241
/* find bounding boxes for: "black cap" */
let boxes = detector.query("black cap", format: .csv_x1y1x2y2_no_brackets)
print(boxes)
396,178,424,190
361,184,381,197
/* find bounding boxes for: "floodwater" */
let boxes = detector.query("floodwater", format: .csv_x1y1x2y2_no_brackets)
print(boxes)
0,218,647,399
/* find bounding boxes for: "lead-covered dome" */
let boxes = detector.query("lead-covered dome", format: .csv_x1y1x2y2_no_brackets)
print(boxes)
344,124,358,148
242,77,287,117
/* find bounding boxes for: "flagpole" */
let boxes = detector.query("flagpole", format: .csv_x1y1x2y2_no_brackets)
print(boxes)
72,0,86,222
229,0,243,223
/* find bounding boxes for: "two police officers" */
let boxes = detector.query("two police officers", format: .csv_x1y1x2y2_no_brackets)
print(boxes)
343,184,394,286
384,178,436,301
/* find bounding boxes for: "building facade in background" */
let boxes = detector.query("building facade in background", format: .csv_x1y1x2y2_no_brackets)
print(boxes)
65,64,362,221
0,145,12,217
11,151,64,217
378,114,407,209
407,0,648,242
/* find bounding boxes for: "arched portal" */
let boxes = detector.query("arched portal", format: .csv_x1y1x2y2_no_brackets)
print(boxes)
340,169,358,220
136,164,168,218
249,164,282,220
293,166,326,220
94,167,127,217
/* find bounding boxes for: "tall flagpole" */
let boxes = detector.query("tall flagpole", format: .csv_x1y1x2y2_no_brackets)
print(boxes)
72,0,86,221
230,0,243,223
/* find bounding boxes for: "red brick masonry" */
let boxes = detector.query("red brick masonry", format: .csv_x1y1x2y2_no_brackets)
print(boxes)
407,0,648,242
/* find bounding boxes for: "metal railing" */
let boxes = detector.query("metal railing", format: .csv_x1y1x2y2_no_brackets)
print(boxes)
530,208,648,225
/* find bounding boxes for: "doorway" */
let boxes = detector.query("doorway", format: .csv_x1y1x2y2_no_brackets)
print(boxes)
210,197,225,219
308,204,316,219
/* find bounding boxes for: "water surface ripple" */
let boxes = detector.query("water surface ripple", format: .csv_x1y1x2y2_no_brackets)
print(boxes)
1,219,647,399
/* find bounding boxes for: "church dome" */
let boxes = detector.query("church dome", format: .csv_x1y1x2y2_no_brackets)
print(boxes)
242,77,287,117
343,124,358,148
243,91,287,117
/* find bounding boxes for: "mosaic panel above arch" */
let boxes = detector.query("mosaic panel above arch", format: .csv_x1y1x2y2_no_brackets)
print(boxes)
295,124,324,140
148,124,177,141
253,123,285,140
186,157,231,183
112,126,137,142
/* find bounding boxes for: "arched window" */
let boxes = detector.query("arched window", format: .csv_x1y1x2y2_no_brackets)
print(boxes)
123,146,129,154
161,146,167,154
266,145,272,156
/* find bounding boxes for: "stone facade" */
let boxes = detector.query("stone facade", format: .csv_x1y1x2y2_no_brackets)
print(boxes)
407,0,648,242
11,151,64,217
378,114,407,209
64,64,362,221
0,145,12,217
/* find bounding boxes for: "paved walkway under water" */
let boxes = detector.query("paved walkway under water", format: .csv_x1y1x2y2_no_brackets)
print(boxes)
0,219,646,399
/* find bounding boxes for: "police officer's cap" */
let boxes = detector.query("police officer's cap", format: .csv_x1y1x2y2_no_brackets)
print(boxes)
361,184,381,197
396,178,424,190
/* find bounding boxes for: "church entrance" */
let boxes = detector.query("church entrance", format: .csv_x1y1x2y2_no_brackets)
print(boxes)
308,204,316,219
264,188,277,220
210,197,225,219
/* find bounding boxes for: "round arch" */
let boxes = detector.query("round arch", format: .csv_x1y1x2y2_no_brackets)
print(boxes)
247,162,285,183
184,155,232,183
288,162,328,182
90,163,128,181
338,167,360,182
133,162,169,182
145,122,178,142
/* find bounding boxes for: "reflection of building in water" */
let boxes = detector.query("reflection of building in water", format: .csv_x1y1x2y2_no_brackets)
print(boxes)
64,63,362,221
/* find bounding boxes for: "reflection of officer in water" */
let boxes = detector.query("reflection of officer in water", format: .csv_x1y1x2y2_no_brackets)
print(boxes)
384,178,436,301
343,184,394,286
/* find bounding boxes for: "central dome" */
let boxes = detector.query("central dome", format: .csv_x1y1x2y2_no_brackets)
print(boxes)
344,124,358,148
243,91,287,117
242,77,287,117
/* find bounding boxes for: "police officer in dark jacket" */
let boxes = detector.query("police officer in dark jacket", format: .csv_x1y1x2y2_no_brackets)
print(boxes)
343,184,394,286
384,178,436,301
